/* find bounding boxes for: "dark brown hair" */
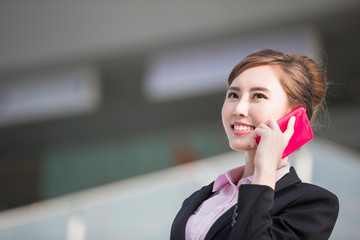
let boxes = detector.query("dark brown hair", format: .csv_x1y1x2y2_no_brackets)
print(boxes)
228,49,328,124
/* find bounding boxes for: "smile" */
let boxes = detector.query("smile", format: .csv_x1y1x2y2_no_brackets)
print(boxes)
233,125,254,131
231,123,255,135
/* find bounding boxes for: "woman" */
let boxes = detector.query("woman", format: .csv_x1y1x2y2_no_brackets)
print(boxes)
170,49,339,240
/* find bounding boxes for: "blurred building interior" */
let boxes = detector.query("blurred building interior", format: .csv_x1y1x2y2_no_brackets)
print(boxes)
0,1,359,239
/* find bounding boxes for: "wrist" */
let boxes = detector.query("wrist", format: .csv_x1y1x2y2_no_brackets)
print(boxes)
252,166,276,190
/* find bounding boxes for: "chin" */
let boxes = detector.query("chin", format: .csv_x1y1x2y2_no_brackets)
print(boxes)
228,140,253,152
224,128,255,152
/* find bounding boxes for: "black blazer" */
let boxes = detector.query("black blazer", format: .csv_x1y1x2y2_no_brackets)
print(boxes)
170,167,339,240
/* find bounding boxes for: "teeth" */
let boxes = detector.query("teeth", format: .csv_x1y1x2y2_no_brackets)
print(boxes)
234,125,254,131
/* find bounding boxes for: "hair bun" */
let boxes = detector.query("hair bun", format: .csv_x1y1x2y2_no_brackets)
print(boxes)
291,54,328,121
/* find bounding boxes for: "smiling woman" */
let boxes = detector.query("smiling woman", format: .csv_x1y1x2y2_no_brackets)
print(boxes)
170,49,339,240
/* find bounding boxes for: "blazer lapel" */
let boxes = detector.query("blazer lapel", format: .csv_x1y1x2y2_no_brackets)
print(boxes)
204,205,234,240
174,167,302,239
175,182,214,239
205,167,302,239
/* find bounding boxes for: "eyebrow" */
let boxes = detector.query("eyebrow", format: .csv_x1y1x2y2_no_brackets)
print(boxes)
227,86,270,92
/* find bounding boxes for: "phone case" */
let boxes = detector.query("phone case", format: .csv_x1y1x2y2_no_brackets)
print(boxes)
255,106,313,158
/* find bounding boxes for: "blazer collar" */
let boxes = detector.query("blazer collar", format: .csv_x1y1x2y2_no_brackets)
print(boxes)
275,166,301,193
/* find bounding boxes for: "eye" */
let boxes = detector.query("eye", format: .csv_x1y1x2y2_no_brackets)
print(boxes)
253,93,267,99
227,91,238,99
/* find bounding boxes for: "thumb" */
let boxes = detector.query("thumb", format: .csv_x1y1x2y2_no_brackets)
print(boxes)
249,130,258,148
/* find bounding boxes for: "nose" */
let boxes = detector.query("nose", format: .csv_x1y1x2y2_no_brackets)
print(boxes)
233,98,249,117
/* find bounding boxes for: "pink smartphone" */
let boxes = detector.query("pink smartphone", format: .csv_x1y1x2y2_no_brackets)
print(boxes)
255,106,313,158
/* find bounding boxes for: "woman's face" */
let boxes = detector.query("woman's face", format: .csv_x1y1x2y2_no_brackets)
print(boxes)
222,65,291,151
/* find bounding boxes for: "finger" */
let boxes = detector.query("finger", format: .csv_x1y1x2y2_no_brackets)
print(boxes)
254,127,269,136
283,116,296,141
250,137,257,148
256,122,271,131
267,118,281,131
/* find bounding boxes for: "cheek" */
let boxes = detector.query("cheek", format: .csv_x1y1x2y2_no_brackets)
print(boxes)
221,103,231,122
249,105,270,125
251,101,290,125
221,103,235,134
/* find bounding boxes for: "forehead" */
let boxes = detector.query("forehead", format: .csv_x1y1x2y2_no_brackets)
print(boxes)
230,65,283,90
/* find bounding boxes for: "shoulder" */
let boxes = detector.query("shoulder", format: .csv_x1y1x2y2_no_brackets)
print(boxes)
293,182,339,205
277,167,338,204
274,170,339,217
275,181,339,220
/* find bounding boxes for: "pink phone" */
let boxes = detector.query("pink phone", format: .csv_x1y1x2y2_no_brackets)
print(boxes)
255,106,313,159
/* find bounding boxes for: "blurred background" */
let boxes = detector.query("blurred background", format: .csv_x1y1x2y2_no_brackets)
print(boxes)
0,1,359,239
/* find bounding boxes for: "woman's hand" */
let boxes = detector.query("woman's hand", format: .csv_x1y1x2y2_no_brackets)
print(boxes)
251,116,296,189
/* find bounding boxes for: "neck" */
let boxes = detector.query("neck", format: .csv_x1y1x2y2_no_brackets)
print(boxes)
243,149,256,178
242,149,289,180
